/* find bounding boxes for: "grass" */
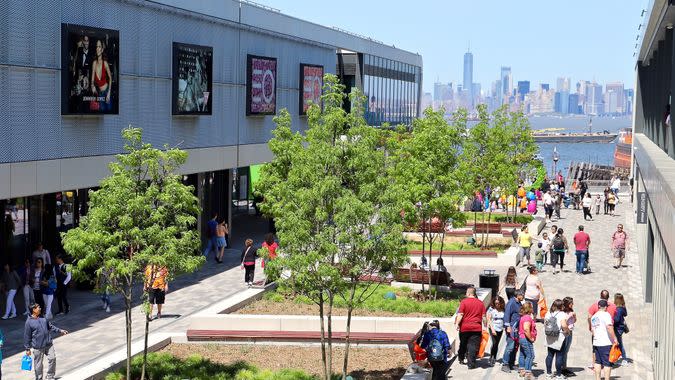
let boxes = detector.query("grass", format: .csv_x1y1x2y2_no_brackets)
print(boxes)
105,352,317,380
265,284,461,317
405,240,511,252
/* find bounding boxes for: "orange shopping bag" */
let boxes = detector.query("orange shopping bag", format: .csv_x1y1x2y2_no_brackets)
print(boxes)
538,298,548,318
478,330,490,358
609,343,622,363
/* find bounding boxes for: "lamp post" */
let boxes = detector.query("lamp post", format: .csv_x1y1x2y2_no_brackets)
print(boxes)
552,147,560,179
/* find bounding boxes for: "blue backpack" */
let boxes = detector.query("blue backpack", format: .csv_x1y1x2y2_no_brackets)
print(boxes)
426,337,445,362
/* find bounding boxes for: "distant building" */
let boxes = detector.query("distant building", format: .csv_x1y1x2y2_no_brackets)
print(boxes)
605,82,625,114
568,93,581,114
624,88,634,114
540,83,549,91
464,51,473,108
433,82,453,102
556,77,571,92
501,66,512,98
584,82,604,115
517,81,530,101
421,92,433,111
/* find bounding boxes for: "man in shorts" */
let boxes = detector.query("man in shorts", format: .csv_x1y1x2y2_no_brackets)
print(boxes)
591,300,617,380
611,224,629,269
144,264,168,320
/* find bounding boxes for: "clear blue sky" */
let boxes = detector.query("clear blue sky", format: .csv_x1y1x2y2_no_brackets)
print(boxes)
256,0,647,93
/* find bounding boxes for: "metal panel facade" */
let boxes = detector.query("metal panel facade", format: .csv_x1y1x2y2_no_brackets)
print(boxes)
0,0,337,164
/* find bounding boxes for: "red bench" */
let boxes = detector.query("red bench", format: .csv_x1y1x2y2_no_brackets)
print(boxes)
473,223,503,234
186,329,414,344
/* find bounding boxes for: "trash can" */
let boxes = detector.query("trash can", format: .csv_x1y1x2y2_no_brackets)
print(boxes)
479,269,499,299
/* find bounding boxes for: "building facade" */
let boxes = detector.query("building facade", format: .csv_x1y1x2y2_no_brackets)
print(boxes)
0,0,422,265
463,51,473,108
633,1,675,379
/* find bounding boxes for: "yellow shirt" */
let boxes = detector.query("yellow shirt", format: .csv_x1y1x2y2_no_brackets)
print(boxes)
145,265,168,289
519,231,532,248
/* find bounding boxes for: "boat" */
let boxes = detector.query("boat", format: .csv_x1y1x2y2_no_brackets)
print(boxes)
613,128,632,169
531,132,617,143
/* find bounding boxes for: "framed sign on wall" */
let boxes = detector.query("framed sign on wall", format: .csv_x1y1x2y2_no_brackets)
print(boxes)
172,42,213,115
246,54,277,116
299,64,323,115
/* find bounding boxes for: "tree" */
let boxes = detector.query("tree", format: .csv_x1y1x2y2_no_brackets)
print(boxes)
62,127,203,380
257,75,408,380
389,106,466,297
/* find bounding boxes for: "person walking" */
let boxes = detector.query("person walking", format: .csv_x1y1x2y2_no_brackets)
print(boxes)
611,177,621,198
23,303,69,380
591,300,617,380
455,286,486,369
1,263,20,319
533,243,545,271
613,293,629,365
607,192,616,216
543,191,554,222
594,194,602,215
240,239,258,287
501,290,524,373
96,268,113,313
19,258,35,316
587,290,617,369
573,225,591,275
215,219,228,263
611,224,629,269
144,264,168,320
31,258,46,314
582,193,594,221
554,192,562,220
603,187,610,214
487,296,505,366
518,301,537,380
502,266,518,300
549,225,558,268
518,226,533,267
40,266,56,320
202,212,219,260
560,297,577,377
540,232,551,267
54,255,71,315
420,320,451,380
523,266,545,318
551,229,569,274
544,299,570,379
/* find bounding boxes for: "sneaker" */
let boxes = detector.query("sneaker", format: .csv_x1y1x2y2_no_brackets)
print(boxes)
9,314,16,319
0,316,7,320
555,375,567,380
545,374,555,379
489,357,495,366
620,359,630,366
155,313,161,319
106,306,111,313
501,365,511,373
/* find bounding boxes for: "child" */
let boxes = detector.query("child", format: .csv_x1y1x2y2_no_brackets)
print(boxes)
533,242,545,271
594,194,602,215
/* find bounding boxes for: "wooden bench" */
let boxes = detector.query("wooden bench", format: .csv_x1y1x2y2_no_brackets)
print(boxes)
393,268,453,285
473,223,503,234
186,329,414,344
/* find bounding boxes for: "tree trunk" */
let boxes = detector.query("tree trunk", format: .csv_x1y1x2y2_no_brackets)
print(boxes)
327,292,334,379
124,286,133,380
319,296,328,380
481,212,487,248
486,208,493,249
140,310,150,380
427,215,433,300
436,231,446,300
342,284,357,379
420,221,426,294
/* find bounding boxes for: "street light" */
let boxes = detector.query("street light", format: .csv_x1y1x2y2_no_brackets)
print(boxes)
552,146,560,179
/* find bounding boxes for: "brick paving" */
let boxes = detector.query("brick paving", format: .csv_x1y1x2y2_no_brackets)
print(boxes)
447,197,654,379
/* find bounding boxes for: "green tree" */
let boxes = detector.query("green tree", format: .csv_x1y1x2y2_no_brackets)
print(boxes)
389,106,466,297
61,127,203,380
257,75,408,380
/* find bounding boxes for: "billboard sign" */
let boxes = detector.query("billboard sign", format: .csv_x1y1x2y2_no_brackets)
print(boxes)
246,55,277,115
299,64,323,115
172,42,213,115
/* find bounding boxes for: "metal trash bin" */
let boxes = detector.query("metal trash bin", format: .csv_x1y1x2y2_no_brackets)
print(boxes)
479,269,499,299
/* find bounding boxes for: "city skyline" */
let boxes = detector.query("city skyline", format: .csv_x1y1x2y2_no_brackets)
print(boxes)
256,0,646,93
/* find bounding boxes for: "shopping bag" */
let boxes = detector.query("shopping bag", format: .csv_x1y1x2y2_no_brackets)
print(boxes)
609,343,622,363
21,354,33,371
538,298,548,319
477,330,490,358
413,342,427,362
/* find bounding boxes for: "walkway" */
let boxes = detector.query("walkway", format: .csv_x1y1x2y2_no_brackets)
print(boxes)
448,196,653,379
2,211,271,379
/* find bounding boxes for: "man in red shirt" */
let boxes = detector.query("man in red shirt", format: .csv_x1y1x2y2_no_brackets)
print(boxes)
573,225,591,274
455,287,486,369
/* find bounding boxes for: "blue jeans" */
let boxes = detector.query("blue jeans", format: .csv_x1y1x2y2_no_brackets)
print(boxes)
546,346,563,374
561,333,573,369
502,329,519,367
203,236,218,258
518,337,535,372
616,331,627,359
575,250,587,273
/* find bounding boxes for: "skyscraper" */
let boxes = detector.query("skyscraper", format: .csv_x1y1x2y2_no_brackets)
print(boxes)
585,82,604,115
605,82,625,114
517,81,530,101
463,51,473,108
501,66,512,98
556,77,571,92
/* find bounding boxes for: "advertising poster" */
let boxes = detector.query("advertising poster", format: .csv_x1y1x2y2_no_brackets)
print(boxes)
172,42,213,115
61,24,119,115
246,55,277,115
299,64,323,115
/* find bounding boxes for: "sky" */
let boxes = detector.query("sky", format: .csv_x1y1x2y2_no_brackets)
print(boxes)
255,0,647,93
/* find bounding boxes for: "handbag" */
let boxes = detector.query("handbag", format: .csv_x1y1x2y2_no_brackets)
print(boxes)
477,330,490,358
609,343,622,363
519,275,528,293
21,354,33,371
538,298,548,319
623,323,630,334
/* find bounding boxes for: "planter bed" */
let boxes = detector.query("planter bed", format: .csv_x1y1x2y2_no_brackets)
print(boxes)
407,249,498,257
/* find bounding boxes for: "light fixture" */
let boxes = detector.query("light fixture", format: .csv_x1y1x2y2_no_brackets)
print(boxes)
641,10,646,17
636,35,640,40
638,24,642,30
667,23,673,30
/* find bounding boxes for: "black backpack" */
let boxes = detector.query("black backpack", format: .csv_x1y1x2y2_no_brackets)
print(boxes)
553,235,565,251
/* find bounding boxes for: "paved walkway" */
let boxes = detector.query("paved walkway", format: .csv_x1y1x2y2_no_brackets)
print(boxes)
1,211,271,379
448,196,654,379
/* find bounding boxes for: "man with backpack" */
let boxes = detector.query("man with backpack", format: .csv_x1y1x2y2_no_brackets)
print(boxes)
502,290,524,373
420,320,451,380
455,287,486,370
551,229,569,274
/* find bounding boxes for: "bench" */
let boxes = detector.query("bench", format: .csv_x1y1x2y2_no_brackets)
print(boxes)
393,268,453,286
473,223,503,234
186,329,414,344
